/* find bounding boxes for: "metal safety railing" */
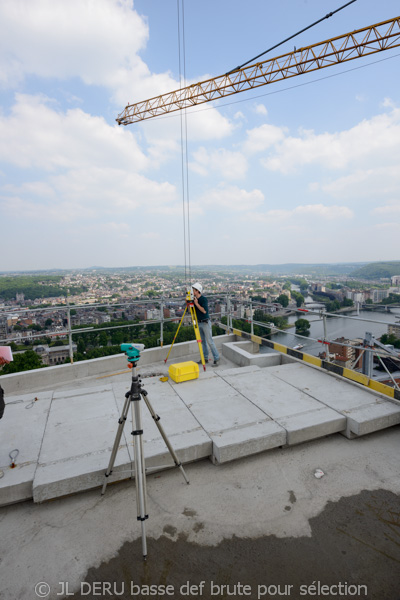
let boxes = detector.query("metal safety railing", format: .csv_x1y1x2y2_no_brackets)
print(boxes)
238,300,400,388
0,294,234,364
1,295,399,383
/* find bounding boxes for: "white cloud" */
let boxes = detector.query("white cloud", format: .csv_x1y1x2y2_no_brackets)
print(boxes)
314,166,400,201
76,221,131,237
186,109,234,141
190,147,247,179
200,184,264,212
0,94,148,172
372,202,400,215
243,123,286,154
261,105,400,174
247,203,353,223
1,167,178,221
0,0,146,90
140,232,160,240
294,204,353,219
254,104,268,115
373,221,400,232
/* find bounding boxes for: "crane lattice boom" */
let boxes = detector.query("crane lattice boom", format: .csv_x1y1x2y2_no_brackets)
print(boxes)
117,16,400,125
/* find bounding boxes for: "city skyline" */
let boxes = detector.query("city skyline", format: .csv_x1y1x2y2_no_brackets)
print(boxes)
1,0,399,271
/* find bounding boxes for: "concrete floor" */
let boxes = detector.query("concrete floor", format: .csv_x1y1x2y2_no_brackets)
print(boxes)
2,349,400,506
0,426,399,600
1,342,400,600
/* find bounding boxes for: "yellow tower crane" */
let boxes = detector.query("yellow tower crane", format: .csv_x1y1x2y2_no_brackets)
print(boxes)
116,16,400,125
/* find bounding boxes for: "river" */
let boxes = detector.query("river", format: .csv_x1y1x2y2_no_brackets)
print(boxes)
260,293,400,357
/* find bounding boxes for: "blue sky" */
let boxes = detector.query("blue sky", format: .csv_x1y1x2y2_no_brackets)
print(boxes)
0,0,399,271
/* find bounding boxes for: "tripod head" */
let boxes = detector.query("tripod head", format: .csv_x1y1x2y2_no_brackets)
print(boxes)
121,343,145,364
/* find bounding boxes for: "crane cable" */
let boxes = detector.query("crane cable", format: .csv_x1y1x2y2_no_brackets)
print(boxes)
226,0,358,75
177,0,192,286
175,0,357,284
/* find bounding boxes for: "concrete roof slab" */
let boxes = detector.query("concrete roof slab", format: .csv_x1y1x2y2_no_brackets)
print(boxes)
33,445,131,503
222,370,322,418
211,420,286,464
174,377,270,433
268,362,400,437
0,391,52,505
38,386,122,463
276,407,346,445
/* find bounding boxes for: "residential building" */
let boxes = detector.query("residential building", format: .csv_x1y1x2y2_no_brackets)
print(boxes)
371,289,390,303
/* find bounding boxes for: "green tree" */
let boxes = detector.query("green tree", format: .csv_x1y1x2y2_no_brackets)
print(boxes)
291,291,304,307
342,298,354,307
77,338,86,354
295,318,311,334
276,294,289,308
45,318,53,327
99,331,109,347
1,350,44,374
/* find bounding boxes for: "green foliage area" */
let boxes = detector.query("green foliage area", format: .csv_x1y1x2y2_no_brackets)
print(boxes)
1,350,45,374
350,262,400,280
310,294,353,312
253,310,288,331
276,294,289,308
325,282,343,290
342,298,354,307
0,275,88,300
221,316,270,338
295,318,311,334
380,294,400,305
70,319,205,362
289,278,309,290
380,333,400,349
291,291,304,307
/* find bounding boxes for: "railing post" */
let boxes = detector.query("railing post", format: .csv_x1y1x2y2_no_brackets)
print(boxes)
322,311,329,361
67,305,74,364
250,301,254,336
160,296,164,347
226,295,231,333
362,332,374,377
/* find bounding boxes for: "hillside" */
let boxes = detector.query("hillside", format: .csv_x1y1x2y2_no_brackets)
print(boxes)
350,262,400,280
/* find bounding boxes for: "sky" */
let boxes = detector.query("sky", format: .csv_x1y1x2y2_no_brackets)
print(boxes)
0,0,399,271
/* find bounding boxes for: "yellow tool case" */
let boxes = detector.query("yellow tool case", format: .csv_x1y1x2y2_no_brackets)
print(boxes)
168,361,199,383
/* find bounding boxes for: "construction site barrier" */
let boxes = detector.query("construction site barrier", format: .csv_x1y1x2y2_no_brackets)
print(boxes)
224,325,400,403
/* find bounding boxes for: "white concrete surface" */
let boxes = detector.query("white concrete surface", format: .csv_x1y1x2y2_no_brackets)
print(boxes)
1,339,400,507
1,426,399,600
269,362,400,438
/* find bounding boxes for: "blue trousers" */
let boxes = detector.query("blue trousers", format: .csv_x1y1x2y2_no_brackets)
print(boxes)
199,320,219,362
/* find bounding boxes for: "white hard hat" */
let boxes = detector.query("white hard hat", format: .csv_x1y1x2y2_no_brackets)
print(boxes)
192,282,203,294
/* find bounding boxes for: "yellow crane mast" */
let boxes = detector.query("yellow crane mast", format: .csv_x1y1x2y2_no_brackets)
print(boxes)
117,16,400,125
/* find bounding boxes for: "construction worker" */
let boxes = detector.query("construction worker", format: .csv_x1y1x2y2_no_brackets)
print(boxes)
192,283,220,366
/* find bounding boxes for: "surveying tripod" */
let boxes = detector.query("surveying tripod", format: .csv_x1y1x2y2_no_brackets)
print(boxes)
164,289,206,370
101,343,189,560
